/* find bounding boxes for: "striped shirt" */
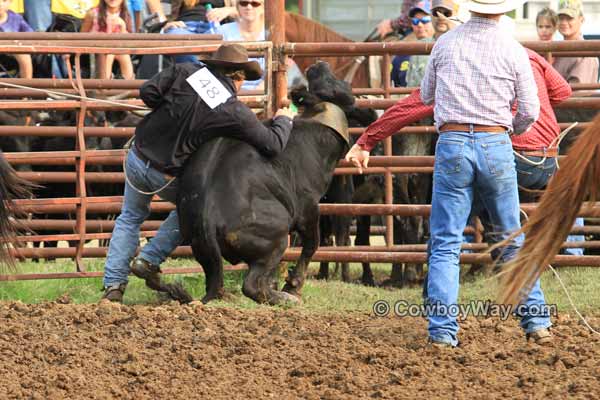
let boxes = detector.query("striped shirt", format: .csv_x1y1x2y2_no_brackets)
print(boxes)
420,16,539,134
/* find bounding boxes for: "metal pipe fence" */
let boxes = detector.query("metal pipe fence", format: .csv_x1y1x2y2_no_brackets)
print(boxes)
1,17,599,281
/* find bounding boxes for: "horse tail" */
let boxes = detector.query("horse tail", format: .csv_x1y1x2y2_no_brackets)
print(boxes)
0,153,35,269
499,114,600,305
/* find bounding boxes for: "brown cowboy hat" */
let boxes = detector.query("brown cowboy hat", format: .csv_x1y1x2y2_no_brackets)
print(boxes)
201,44,263,81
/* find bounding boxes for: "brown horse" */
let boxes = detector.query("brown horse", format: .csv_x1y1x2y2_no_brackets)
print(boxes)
285,12,372,88
499,113,600,305
0,151,34,268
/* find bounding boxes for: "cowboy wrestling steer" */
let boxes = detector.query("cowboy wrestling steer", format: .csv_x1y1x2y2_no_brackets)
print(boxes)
176,62,355,304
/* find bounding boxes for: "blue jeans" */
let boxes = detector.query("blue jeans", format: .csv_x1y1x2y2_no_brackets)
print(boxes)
24,0,52,31
103,150,182,287
164,21,212,64
426,130,551,346
515,153,584,256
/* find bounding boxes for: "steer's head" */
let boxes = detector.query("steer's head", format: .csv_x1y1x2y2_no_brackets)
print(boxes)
290,62,361,147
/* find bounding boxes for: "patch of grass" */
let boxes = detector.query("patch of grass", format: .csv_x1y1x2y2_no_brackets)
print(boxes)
1,259,599,316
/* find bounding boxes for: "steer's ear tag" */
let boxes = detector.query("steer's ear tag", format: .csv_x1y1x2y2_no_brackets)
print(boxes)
186,67,232,109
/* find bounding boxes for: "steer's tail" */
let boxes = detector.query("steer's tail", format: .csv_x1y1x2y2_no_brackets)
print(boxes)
498,114,600,305
0,154,35,269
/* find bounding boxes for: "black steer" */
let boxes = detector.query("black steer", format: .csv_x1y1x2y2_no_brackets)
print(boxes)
176,62,355,304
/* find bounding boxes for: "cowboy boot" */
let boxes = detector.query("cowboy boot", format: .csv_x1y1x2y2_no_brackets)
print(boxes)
101,283,127,303
130,257,162,291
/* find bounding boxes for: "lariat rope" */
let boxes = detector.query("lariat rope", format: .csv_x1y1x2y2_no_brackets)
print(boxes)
0,80,149,110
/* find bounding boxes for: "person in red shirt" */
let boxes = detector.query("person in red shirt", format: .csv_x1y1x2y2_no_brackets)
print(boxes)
347,48,571,190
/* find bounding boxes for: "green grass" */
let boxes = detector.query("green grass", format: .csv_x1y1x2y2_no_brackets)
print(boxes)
1,259,599,315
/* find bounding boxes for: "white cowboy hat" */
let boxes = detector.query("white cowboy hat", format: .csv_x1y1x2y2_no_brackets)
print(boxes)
465,0,522,15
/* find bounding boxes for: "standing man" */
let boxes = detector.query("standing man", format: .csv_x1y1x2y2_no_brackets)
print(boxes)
102,44,295,302
418,0,550,347
555,0,598,84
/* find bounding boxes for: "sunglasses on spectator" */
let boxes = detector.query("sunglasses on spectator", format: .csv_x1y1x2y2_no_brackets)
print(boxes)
433,9,453,18
238,1,263,7
411,16,432,25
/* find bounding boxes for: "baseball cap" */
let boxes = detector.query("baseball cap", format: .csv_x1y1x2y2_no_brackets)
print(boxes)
432,0,455,13
558,0,583,18
409,0,432,17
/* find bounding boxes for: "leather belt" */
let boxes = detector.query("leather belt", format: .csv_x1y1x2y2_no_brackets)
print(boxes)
132,146,175,180
515,148,558,158
439,123,507,133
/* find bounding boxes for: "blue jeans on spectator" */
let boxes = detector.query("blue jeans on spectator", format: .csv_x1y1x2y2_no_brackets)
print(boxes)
165,21,212,63
24,0,52,31
103,149,182,288
426,130,551,346
515,153,584,255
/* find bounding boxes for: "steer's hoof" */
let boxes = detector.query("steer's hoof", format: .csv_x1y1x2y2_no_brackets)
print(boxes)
274,291,302,306
163,282,193,304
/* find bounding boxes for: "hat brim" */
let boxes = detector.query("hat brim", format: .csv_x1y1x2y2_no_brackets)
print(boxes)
557,8,578,18
202,59,263,81
432,4,453,12
409,7,431,17
466,0,520,14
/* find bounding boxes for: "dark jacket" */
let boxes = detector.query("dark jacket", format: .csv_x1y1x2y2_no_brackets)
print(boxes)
134,62,293,176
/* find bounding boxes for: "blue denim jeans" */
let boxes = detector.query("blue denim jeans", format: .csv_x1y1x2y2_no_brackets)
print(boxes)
165,21,212,64
24,0,52,31
103,150,182,287
515,153,584,256
426,130,551,346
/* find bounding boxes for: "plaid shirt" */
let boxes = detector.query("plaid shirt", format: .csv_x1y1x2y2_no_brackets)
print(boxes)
420,16,539,134
357,50,571,152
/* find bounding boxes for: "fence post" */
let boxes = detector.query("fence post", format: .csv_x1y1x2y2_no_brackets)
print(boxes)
73,54,88,272
266,0,287,114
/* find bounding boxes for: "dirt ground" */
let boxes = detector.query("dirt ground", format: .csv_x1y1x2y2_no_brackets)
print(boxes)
0,300,599,400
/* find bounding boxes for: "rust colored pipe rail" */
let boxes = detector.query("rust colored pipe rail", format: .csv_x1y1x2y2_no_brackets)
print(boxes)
0,40,270,55
12,198,600,218
5,247,600,266
0,97,267,111
0,32,221,40
0,123,589,140
353,97,600,110
18,219,161,231
283,40,600,56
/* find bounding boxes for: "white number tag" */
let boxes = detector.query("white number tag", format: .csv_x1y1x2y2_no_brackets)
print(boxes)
186,67,232,109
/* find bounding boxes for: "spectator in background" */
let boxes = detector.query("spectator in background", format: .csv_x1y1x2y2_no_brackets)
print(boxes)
376,0,420,38
536,7,557,41
23,0,52,31
81,0,134,80
216,0,264,90
555,0,598,83
431,0,456,38
127,0,143,31
404,1,434,88
0,0,33,78
144,0,166,21
536,7,558,63
391,0,451,88
51,0,99,21
163,0,237,63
